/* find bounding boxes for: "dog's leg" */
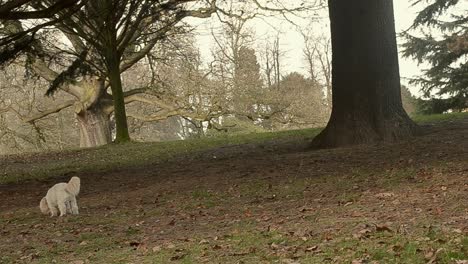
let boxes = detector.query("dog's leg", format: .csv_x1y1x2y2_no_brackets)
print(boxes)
70,197,79,215
66,201,72,214
49,206,58,217
47,199,58,217
58,202,67,217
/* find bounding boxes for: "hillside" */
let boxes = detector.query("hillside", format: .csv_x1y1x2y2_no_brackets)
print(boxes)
0,114,467,263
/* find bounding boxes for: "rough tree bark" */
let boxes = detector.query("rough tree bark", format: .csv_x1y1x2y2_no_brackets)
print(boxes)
97,0,131,144
76,106,111,147
106,52,130,143
28,58,114,148
311,0,419,148
68,78,112,148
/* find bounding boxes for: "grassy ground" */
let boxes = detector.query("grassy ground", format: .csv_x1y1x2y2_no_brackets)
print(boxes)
1,112,467,185
0,112,467,264
411,112,468,123
0,126,319,185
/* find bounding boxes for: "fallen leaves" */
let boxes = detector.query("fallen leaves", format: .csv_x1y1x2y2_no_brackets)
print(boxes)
170,250,187,261
424,248,443,264
151,245,161,252
228,247,257,256
375,224,393,233
352,223,394,240
299,207,314,213
199,239,209,245
375,192,395,199
1,123,468,264
304,245,320,253
353,227,372,240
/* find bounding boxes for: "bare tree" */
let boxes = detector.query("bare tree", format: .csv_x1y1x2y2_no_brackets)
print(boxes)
0,64,79,153
2,0,218,146
1,0,316,148
262,35,284,90
0,0,82,20
302,30,331,110
274,72,327,128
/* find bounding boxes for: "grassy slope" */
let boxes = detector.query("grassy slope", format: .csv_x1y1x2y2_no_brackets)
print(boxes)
1,128,320,184
411,112,468,123
0,112,467,264
1,112,467,184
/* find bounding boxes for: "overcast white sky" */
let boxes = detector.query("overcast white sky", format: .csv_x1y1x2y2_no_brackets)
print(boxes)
191,0,438,96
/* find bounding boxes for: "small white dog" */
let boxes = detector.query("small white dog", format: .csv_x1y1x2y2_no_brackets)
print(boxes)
39,176,80,217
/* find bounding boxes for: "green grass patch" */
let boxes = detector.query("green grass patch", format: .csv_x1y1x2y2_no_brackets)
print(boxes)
188,189,219,209
1,111,466,185
411,112,468,123
0,127,319,184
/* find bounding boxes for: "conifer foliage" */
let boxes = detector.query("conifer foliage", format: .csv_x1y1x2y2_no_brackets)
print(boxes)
402,0,467,112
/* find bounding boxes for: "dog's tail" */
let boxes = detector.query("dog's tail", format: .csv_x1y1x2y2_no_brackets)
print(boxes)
39,197,49,214
66,176,80,196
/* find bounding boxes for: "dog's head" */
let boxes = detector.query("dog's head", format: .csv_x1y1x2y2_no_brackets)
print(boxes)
66,176,81,196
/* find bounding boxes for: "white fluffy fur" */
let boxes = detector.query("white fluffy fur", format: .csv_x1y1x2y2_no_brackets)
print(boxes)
39,176,80,217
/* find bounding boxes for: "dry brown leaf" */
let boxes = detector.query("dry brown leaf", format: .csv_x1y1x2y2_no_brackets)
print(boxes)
129,241,140,248
152,246,161,252
353,228,372,239
305,245,320,253
166,243,176,249
212,244,222,250
375,224,393,233
424,249,435,260
281,259,301,264
375,192,395,198
270,242,280,250
170,252,187,261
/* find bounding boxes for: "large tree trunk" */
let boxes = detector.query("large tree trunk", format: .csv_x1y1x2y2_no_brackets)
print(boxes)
74,78,112,148
105,39,131,143
312,0,419,148
76,106,111,148
108,59,130,143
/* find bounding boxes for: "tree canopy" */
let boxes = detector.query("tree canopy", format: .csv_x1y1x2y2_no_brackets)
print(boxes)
1,0,317,148
0,0,82,20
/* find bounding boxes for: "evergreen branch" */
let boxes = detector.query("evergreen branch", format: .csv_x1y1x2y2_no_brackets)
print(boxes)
46,50,93,96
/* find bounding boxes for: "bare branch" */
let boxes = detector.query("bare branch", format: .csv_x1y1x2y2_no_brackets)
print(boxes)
23,99,75,123
124,94,175,110
127,110,181,123
0,0,82,20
